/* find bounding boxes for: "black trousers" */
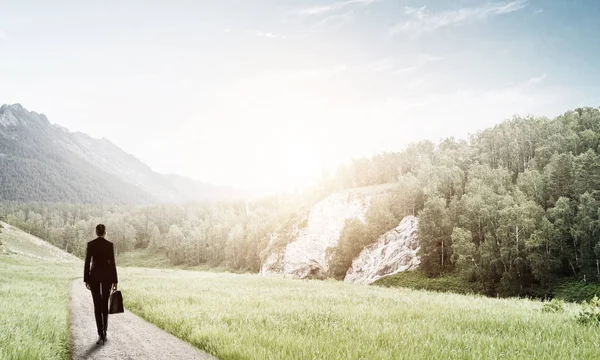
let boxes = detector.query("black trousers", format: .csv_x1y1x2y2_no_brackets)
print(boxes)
89,282,111,336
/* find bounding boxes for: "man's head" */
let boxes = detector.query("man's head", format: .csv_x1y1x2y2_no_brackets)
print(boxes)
96,224,106,237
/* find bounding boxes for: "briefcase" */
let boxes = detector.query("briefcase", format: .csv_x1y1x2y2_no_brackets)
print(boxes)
109,290,124,314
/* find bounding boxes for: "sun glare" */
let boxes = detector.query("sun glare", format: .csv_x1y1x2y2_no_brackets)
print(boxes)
283,142,321,191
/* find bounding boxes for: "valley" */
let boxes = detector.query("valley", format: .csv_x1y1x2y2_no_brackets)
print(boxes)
2,224,599,360
3,2,600,358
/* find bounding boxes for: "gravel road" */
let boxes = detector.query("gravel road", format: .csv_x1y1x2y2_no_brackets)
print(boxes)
70,279,216,360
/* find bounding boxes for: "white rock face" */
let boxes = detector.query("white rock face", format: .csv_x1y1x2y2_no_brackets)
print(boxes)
260,191,370,278
344,215,419,285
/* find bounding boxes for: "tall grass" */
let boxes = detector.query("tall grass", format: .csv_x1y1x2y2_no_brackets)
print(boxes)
120,267,599,360
373,271,477,294
0,255,79,360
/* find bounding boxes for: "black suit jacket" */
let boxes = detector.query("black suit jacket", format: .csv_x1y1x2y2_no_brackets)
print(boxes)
84,237,118,284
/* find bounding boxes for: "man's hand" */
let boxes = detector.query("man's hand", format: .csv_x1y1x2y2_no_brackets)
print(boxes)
85,282,91,290
112,283,118,292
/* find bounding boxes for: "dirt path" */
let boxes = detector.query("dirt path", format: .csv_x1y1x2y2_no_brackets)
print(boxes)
70,279,216,360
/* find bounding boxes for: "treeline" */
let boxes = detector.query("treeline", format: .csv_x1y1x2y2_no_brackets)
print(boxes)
326,107,600,296
0,192,322,272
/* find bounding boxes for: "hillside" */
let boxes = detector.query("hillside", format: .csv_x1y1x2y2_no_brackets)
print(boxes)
0,104,244,204
0,221,79,263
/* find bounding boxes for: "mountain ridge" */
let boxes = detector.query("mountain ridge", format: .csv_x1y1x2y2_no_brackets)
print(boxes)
0,103,244,204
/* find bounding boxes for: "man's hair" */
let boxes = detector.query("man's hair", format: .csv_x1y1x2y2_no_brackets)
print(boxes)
96,224,106,237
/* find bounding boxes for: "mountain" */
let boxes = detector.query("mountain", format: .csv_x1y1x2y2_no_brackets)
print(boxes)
0,103,244,204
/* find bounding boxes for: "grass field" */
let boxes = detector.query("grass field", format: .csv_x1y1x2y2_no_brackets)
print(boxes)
117,248,230,272
0,255,79,360
116,248,174,268
119,267,600,360
3,222,600,360
0,222,80,360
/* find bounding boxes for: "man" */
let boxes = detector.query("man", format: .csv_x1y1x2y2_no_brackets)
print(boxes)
84,224,118,345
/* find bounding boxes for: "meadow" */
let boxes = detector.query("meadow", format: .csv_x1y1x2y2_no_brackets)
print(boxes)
0,222,80,360
2,220,600,360
0,256,79,360
120,267,600,360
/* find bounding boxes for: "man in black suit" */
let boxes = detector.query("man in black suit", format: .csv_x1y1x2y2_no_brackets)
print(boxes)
84,224,118,344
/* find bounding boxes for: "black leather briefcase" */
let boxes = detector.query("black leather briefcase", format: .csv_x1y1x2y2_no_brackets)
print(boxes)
109,290,124,314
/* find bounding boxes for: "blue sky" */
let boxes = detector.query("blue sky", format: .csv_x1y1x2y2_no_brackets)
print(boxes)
1,0,599,192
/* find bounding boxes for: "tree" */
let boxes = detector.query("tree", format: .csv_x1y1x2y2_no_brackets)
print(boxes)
526,216,562,286
572,193,600,282
517,169,545,206
418,196,453,276
451,227,477,279
573,149,600,198
495,193,543,293
543,153,574,207
548,197,577,275
328,219,369,279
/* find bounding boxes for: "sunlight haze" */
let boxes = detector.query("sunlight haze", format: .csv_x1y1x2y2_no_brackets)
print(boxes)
1,0,599,193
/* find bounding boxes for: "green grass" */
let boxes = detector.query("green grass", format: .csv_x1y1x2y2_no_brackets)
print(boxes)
0,222,80,360
553,279,600,303
3,220,599,359
0,255,79,360
373,270,477,295
117,248,229,272
119,267,600,360
0,222,79,263
116,248,175,268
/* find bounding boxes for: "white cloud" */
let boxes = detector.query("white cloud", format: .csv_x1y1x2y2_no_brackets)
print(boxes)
390,0,528,36
297,0,379,16
318,11,356,29
254,30,286,39
523,73,547,86
369,58,394,73
534,8,544,14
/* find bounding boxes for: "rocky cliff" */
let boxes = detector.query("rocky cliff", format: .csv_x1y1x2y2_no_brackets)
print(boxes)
344,215,419,285
260,190,371,278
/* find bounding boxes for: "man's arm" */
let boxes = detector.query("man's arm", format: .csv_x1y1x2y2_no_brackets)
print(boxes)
83,242,91,283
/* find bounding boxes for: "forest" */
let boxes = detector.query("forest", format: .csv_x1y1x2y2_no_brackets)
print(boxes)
1,106,599,297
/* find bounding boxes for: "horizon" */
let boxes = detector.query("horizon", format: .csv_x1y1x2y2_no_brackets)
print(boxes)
1,0,599,193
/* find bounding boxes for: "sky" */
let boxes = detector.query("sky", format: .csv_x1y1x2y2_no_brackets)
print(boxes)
1,0,599,193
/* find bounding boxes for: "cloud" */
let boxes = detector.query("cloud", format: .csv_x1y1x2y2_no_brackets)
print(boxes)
296,0,379,16
318,11,356,29
254,30,286,39
291,0,380,30
390,0,528,36
369,58,395,73
534,8,543,14
0,30,5,39
523,73,547,86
